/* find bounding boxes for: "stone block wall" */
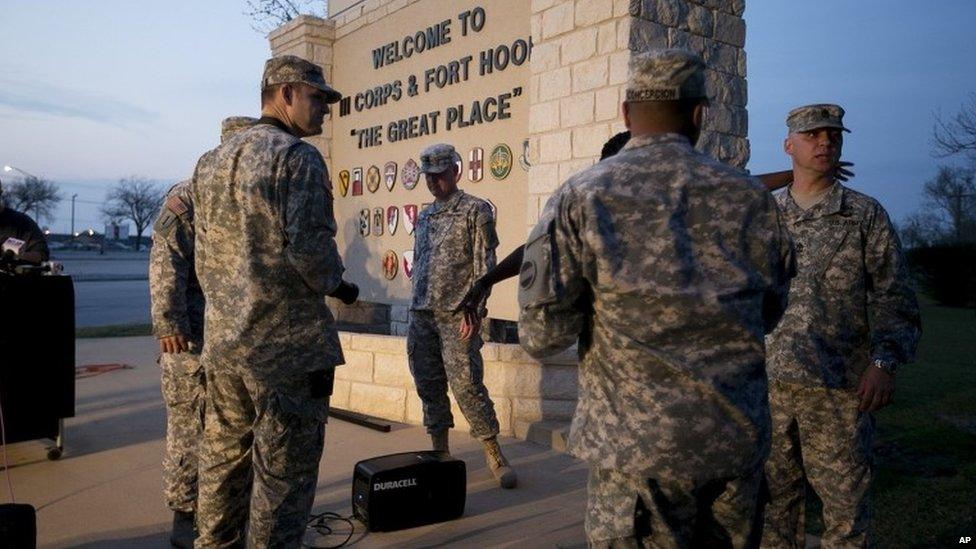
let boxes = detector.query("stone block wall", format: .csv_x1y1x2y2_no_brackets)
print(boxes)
628,0,749,168
332,331,579,438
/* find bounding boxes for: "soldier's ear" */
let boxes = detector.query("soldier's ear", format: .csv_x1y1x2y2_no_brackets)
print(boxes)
784,136,793,156
622,101,632,130
281,84,295,106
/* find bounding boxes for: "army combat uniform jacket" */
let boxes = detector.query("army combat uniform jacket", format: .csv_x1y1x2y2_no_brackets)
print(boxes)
411,190,498,313
150,180,204,344
519,133,795,481
191,121,346,380
766,183,921,388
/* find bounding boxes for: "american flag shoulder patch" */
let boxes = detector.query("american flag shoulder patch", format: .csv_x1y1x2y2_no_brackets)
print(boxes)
166,195,189,216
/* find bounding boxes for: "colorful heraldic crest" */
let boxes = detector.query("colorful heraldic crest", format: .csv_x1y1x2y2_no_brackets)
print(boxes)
402,158,421,190
338,170,350,197
366,165,381,193
352,167,364,196
489,143,513,180
387,206,399,235
468,147,484,182
402,250,415,279
403,204,418,235
372,207,384,236
384,161,398,191
359,208,370,236
382,250,398,280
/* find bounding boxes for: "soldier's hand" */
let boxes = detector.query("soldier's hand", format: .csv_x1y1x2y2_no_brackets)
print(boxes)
856,365,895,412
459,311,481,341
329,280,360,305
454,278,488,316
159,334,189,354
835,161,855,182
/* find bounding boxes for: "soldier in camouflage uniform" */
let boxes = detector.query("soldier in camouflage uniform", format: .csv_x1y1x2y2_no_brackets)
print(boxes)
518,49,795,547
191,56,358,548
408,143,517,489
150,116,257,548
762,105,921,548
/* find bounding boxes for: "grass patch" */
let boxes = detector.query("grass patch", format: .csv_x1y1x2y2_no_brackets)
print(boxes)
76,323,153,338
804,303,976,547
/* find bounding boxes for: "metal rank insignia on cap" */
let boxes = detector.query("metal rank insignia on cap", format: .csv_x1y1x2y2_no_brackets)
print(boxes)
384,161,397,191
366,165,381,193
338,170,350,197
489,143,512,180
402,158,420,190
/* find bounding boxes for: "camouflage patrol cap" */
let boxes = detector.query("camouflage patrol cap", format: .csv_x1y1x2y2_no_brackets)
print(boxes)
787,104,851,133
419,143,461,174
261,55,342,104
220,116,258,142
626,48,707,102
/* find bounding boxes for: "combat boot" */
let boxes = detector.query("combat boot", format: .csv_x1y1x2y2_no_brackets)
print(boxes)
170,510,196,548
483,437,517,489
431,430,450,454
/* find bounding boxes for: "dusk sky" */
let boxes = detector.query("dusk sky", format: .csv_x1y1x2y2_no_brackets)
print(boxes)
2,0,974,234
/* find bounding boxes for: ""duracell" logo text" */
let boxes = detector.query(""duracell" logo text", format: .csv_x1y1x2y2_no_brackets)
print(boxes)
373,478,418,491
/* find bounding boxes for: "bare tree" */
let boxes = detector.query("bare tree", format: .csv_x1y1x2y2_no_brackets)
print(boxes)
933,93,976,162
245,0,326,34
101,176,165,251
2,176,62,223
908,166,976,245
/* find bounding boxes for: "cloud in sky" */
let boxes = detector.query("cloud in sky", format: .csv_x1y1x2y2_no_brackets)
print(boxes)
0,77,157,129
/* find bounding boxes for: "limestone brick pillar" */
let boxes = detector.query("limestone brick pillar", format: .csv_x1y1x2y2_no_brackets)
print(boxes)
268,15,337,168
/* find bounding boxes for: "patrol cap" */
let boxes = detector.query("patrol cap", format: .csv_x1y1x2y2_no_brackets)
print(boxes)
220,116,258,142
786,104,851,133
419,143,461,174
626,48,707,102
261,55,342,104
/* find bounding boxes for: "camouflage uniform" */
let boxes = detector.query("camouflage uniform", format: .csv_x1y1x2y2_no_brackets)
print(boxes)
518,49,795,547
763,107,921,548
150,179,207,514
408,145,500,440
191,56,345,549
150,118,258,520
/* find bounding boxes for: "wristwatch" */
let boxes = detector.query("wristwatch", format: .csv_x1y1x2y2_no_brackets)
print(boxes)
873,358,897,375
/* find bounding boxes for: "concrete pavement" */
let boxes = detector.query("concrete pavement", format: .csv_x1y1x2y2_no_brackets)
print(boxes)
3,336,588,548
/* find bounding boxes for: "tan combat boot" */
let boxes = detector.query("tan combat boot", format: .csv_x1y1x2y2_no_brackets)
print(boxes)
431,430,450,454
483,437,517,489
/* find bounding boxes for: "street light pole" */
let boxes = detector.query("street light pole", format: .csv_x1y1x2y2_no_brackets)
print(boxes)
71,194,78,237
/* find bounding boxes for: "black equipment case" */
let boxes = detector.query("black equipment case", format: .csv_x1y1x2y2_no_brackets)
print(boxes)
352,450,466,532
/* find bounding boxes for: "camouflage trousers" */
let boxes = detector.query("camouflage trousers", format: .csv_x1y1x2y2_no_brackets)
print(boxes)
407,310,499,440
160,351,206,513
586,466,764,548
762,381,874,549
195,365,331,548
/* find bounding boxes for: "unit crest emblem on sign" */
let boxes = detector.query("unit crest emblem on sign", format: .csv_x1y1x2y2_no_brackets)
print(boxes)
489,143,513,180
468,147,484,182
402,158,421,190
387,206,399,235
358,208,370,236
402,250,415,279
384,161,398,191
403,204,418,235
352,167,364,196
366,165,381,193
382,250,398,280
338,170,350,197
372,207,384,236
